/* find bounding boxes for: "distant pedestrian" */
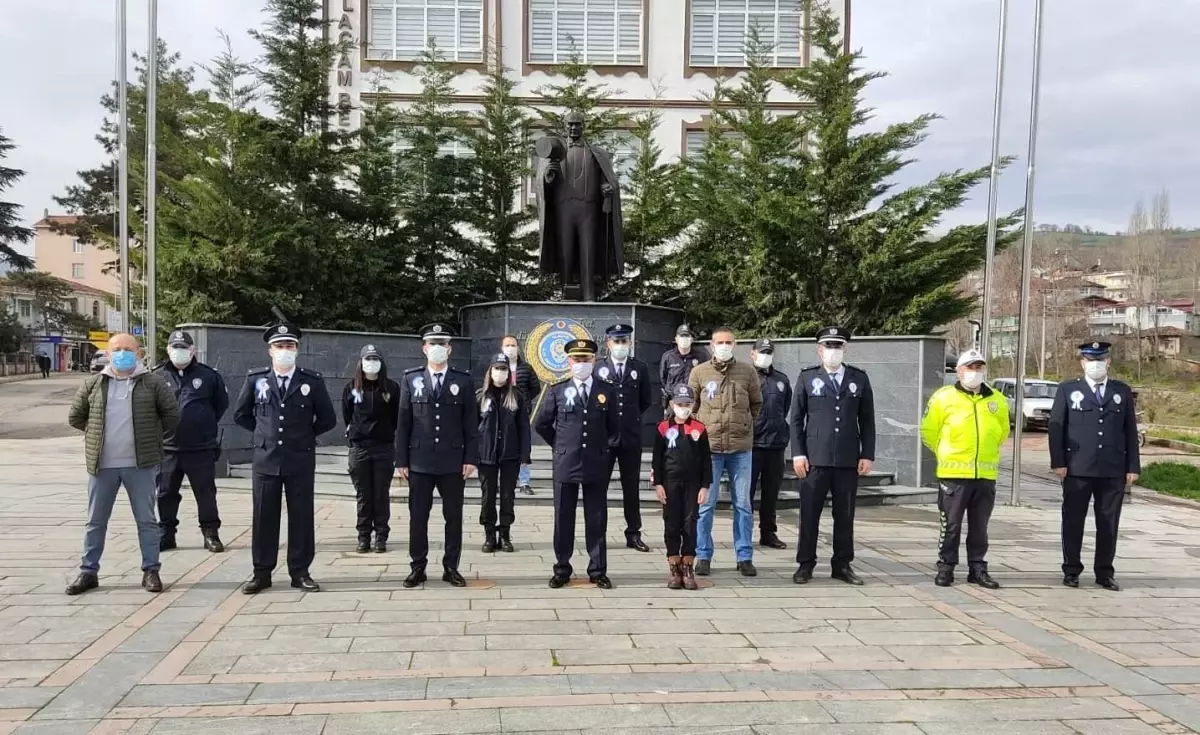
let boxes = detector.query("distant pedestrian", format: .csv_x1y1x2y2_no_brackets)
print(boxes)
1049,341,1139,592
342,344,400,555
477,353,531,553
500,335,540,495
921,349,1008,590
749,337,791,550
652,385,711,590
66,333,179,596
154,330,229,554
39,354,50,378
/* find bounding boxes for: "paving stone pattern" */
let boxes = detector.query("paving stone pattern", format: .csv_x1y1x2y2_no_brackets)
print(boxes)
2,436,1200,734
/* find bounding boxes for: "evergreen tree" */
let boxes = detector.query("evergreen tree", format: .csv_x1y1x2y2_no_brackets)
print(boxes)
532,50,627,143
5,271,99,337
0,306,27,352
0,128,34,270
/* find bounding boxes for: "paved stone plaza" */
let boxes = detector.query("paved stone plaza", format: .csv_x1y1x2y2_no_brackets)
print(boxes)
2,376,1200,734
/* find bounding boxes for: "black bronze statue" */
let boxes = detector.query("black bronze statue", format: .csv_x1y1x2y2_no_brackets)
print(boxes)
535,111,625,302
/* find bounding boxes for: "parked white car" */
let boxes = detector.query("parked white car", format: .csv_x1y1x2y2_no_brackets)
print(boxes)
992,378,1059,431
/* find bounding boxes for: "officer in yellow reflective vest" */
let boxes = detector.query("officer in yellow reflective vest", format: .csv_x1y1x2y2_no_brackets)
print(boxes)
920,349,1009,590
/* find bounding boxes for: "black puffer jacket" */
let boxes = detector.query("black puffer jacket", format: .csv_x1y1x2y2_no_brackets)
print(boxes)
477,388,532,466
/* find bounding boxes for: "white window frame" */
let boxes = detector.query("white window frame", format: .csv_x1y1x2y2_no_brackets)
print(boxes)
396,136,474,159
528,0,645,66
367,0,484,63
688,0,804,68
71,263,85,279
71,239,83,254
683,128,746,158
17,300,32,319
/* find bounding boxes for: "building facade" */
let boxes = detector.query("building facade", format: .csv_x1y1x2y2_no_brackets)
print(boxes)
0,276,115,371
32,213,121,296
325,0,850,167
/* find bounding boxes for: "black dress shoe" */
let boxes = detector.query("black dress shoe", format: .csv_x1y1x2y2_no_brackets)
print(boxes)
934,570,954,587
403,570,427,588
833,568,865,586
737,561,758,577
203,532,225,553
142,570,163,593
1096,577,1121,592
792,568,812,585
520,485,535,496
66,572,99,596
159,535,177,552
242,577,272,595
1063,574,1080,588
356,540,371,554
374,539,387,554
291,576,320,592
626,535,651,553
591,575,614,590
967,570,1000,590
694,559,711,576
443,569,467,587
759,534,787,550
482,537,497,553
548,574,570,589
500,534,515,553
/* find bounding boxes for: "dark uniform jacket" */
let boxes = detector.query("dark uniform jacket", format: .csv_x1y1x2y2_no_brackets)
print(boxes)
1048,377,1140,478
233,367,337,476
396,367,480,476
341,377,401,457
753,367,792,450
510,358,542,404
790,364,876,468
596,356,653,448
534,377,621,484
154,359,228,453
477,389,532,466
660,346,711,402
652,418,713,489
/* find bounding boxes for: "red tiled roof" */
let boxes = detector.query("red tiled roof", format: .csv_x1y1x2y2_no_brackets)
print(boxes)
33,215,82,228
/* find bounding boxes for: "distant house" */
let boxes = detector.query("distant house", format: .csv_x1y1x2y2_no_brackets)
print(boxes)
0,275,114,371
1087,299,1197,337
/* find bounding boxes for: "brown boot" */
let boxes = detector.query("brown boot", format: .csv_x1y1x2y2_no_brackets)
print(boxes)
667,556,683,590
682,558,699,591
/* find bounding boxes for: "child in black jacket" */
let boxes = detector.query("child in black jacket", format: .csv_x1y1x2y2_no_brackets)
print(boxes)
652,385,712,590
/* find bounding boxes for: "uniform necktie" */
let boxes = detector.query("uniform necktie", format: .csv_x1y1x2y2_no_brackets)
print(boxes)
579,382,589,404
1094,384,1104,404
833,373,841,391
616,364,623,382
278,376,288,395
434,373,444,396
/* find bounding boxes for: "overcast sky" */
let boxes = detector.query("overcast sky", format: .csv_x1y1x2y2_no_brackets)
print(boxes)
2,0,1198,258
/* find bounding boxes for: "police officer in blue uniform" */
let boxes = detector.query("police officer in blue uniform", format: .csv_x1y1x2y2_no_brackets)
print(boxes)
749,337,792,550
535,339,621,589
233,324,337,594
154,329,229,553
790,326,876,586
396,324,479,589
1049,341,1140,592
659,324,710,415
597,323,654,552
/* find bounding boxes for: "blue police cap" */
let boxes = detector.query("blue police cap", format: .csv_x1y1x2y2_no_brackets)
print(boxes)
1079,341,1111,358
605,323,634,339
421,323,453,343
672,385,696,404
264,323,302,345
565,339,598,357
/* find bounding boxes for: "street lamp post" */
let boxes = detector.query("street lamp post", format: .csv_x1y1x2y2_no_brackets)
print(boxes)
116,0,130,331
979,0,1010,360
145,0,158,362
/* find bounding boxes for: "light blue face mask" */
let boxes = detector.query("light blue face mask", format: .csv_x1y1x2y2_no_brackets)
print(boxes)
111,350,138,372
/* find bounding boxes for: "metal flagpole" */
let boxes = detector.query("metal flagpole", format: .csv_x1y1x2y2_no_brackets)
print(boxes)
145,0,158,362
979,0,1009,355
117,0,131,331
1011,0,1047,506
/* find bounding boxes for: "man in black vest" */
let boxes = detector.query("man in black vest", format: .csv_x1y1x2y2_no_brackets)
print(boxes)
749,337,792,550
597,323,653,552
1049,341,1140,592
396,324,479,588
233,324,337,594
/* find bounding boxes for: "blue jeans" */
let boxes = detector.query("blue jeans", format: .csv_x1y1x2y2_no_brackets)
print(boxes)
518,463,531,487
696,451,754,563
81,467,161,573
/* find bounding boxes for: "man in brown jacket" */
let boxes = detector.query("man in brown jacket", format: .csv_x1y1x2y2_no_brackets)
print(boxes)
66,333,179,596
688,326,762,577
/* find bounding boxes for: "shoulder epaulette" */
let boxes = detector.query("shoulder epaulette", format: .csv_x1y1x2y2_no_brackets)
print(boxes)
247,366,269,376
801,365,820,372
297,367,323,378
551,377,571,387
403,366,424,374
450,367,471,376
845,364,864,373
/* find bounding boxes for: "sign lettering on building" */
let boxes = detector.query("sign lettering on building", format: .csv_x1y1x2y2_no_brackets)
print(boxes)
335,0,355,129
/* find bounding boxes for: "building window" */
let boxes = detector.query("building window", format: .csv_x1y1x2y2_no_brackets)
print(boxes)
71,263,85,279
72,239,83,254
66,300,78,314
17,300,31,319
368,0,484,62
528,0,644,65
683,128,746,158
689,0,803,68
527,130,642,200
92,301,100,320
396,137,474,159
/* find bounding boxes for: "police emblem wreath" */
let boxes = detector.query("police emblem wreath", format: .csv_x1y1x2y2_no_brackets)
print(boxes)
524,319,593,383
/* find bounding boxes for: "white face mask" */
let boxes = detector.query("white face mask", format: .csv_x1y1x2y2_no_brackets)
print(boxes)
677,337,693,351
610,344,630,361
362,358,381,375
1083,360,1108,381
426,344,449,365
490,369,509,385
168,347,193,367
753,352,773,370
502,345,519,360
713,344,735,362
961,370,985,390
571,362,593,381
271,349,297,370
672,405,692,421
821,347,844,370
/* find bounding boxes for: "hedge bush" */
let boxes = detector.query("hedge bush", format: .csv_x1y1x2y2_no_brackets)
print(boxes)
1138,462,1200,501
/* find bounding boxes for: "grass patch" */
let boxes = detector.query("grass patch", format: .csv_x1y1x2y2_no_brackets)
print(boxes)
1138,462,1200,501
1149,428,1200,444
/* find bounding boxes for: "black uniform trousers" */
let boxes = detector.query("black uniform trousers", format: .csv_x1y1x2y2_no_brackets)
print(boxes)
157,450,221,535
750,447,786,537
797,466,858,572
608,446,644,540
479,460,519,535
408,471,465,573
557,200,599,299
251,472,315,580
662,479,700,558
347,448,392,542
553,481,608,578
936,478,996,572
1061,475,1125,579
